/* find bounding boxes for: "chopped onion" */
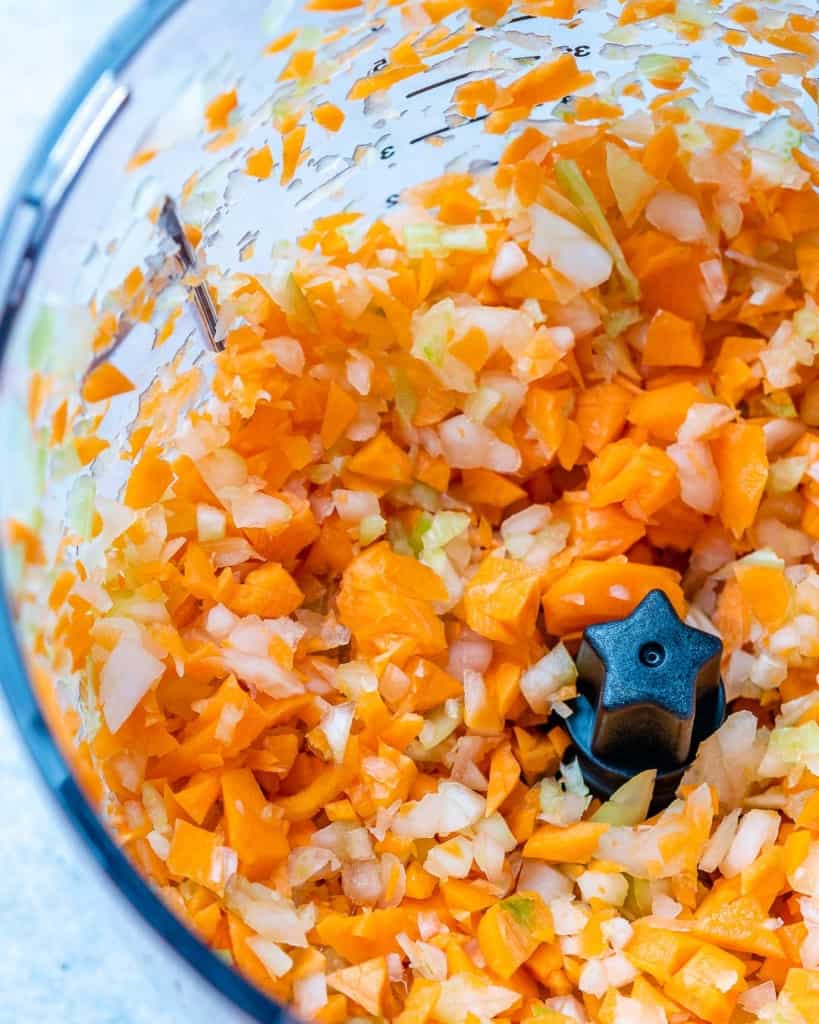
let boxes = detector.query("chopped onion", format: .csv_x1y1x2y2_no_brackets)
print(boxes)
319,702,355,763
677,402,735,443
521,643,578,714
439,414,521,473
425,836,474,880
720,809,780,877
392,781,485,839
342,859,383,906
288,846,341,887
433,975,520,1024
577,870,628,906
332,488,380,522
529,204,613,290
447,630,493,681
668,441,721,515
264,336,305,375
646,189,708,243
246,936,293,979
293,973,328,1017
100,635,165,733
490,241,527,284
518,861,573,903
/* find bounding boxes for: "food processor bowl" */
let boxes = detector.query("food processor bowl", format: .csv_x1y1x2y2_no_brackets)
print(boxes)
0,0,816,1019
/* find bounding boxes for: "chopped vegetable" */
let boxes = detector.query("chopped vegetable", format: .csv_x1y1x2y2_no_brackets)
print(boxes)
25,21,819,1022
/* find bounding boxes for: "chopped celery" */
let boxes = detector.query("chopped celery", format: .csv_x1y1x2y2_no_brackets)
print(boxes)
404,224,488,259
554,159,641,300
623,875,653,920
67,475,96,540
359,513,386,546
28,305,56,370
592,769,656,825
422,511,470,554
411,299,454,367
605,143,657,227
766,456,808,495
604,308,642,338
408,512,433,556
390,367,418,424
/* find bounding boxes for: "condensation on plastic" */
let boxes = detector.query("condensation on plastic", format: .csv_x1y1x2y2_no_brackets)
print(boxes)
0,0,815,1019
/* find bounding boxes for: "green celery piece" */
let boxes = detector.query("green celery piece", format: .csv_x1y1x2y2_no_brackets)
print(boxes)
554,159,641,300
592,769,656,825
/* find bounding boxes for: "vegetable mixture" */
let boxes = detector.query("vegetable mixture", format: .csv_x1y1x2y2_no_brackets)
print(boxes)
16,3,819,1024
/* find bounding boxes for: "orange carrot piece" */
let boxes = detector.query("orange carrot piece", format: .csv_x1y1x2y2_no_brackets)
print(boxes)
313,103,345,132
245,145,274,179
643,309,704,367
712,422,768,537
543,560,685,634
82,363,135,403
204,89,237,132
523,821,610,862
321,380,359,449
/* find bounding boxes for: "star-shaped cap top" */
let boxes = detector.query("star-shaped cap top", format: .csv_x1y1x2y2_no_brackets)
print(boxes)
576,589,723,771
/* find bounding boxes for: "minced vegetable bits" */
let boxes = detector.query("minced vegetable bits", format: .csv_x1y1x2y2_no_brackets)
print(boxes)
10,3,819,1023
30,107,819,1023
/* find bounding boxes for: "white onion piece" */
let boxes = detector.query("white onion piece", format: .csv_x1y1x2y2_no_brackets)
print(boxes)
490,241,528,284
264,336,305,375
720,809,780,877
447,629,493,681
101,635,165,733
439,414,521,472
246,937,293,979
668,441,721,515
342,859,383,906
518,861,573,902
646,189,708,243
294,973,328,1017
529,205,613,290
677,402,735,443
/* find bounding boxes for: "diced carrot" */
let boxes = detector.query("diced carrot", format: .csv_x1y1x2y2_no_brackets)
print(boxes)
575,383,632,454
346,431,413,484
477,892,554,979
281,125,307,186
643,309,704,367
543,559,685,634
464,556,542,644
523,822,610,863
321,380,359,449
459,468,527,508
624,922,701,985
222,768,290,878
82,363,135,403
486,741,521,816
690,894,785,959
313,102,345,132
228,562,304,617
734,563,793,631
166,819,222,889
627,381,701,442
205,89,238,132
245,145,274,179
664,944,746,1024
174,773,222,826
712,422,768,537
124,448,174,509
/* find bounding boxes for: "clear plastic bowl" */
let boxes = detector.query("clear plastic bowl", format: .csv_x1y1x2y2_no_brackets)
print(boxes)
0,0,815,1019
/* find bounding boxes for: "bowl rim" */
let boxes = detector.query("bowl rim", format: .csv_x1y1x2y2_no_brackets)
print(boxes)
0,3,292,1020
